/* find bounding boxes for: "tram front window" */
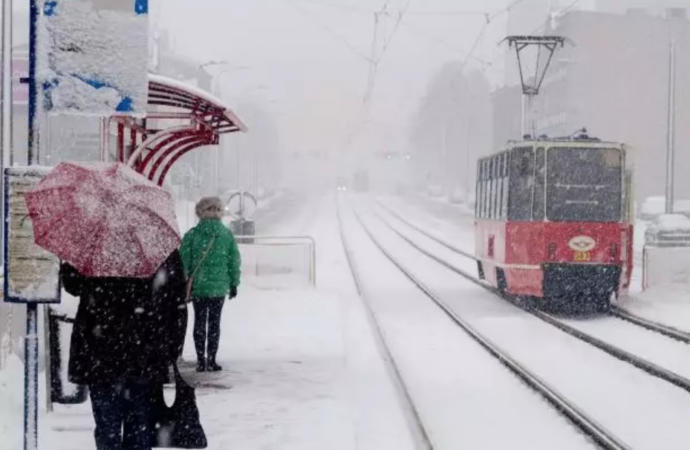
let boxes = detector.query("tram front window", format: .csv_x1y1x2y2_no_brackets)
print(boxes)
546,148,622,222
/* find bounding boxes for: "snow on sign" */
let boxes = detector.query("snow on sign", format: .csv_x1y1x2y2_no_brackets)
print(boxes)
3,168,61,304
38,0,149,117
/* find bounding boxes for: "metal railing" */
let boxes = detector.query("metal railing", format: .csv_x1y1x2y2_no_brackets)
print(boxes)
235,235,316,286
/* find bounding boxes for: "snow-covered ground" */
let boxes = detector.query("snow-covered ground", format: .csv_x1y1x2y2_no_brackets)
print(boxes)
620,286,690,331
339,196,596,450
353,197,690,449
1,195,412,450
5,193,690,450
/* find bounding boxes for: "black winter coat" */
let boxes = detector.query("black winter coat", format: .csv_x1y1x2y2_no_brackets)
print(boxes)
62,250,187,386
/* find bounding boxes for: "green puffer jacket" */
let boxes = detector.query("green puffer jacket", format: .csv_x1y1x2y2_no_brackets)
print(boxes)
180,219,241,299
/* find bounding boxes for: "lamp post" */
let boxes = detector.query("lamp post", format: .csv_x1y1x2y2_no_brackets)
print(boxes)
665,39,677,214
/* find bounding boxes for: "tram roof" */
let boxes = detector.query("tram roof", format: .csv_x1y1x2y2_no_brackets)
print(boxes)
501,138,625,149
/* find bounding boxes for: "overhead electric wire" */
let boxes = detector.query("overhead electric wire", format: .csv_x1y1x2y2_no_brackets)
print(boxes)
529,0,582,35
283,0,374,63
344,0,530,150
290,0,375,14
379,0,414,59
490,0,530,21
403,21,491,66
362,0,413,107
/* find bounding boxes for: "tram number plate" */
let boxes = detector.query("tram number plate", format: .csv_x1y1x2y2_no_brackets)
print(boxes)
574,251,591,262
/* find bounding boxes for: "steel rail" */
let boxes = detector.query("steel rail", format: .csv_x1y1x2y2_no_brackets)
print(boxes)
364,199,690,395
351,201,630,450
335,197,435,450
374,197,690,344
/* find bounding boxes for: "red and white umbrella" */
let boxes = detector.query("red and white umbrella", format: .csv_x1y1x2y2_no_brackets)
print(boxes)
25,162,181,278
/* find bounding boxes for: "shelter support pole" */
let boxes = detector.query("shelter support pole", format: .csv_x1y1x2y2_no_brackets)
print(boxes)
43,306,52,413
24,305,39,450
117,123,125,163
522,94,535,138
24,2,40,449
28,0,38,166
1,0,14,264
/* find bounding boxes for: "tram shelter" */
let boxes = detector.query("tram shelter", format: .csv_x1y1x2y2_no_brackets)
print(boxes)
106,74,247,185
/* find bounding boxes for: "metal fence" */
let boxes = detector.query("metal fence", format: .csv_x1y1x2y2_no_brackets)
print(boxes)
236,236,316,287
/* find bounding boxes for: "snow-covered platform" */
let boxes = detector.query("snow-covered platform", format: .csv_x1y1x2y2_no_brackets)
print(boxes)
1,196,412,450
1,284,411,450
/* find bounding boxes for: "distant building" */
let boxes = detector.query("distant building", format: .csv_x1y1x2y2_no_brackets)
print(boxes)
596,0,689,17
492,9,690,202
502,0,593,86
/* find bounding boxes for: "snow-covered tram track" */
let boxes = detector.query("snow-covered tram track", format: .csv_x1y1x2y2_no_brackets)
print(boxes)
335,198,435,450
355,196,690,449
366,197,690,395
608,308,690,344
373,197,690,340
340,197,629,450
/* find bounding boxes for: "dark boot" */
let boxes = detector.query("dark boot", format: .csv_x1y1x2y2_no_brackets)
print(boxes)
206,359,222,372
196,357,206,373
205,299,225,373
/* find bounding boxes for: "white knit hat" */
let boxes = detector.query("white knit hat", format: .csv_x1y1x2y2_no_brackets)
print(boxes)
195,197,223,219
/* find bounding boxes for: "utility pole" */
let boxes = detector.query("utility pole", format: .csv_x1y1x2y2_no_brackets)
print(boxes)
504,36,567,139
665,39,677,214
465,108,471,199
1,0,14,264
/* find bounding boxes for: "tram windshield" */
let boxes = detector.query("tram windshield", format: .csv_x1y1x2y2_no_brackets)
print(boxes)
546,147,622,222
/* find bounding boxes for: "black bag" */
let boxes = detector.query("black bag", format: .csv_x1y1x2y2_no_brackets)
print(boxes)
150,363,208,449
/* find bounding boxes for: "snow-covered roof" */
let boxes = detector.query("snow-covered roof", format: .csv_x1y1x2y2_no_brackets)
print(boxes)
646,214,690,247
149,74,225,109
148,74,248,132
655,214,690,232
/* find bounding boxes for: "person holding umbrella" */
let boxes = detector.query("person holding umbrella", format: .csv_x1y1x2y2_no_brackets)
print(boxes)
180,197,241,373
26,162,188,450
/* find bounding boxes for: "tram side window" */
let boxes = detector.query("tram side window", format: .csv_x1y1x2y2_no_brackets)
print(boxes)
533,148,546,221
502,153,509,219
493,156,500,219
477,160,486,219
485,159,491,219
479,160,485,218
508,147,535,221
489,158,496,219
475,161,481,217
494,155,501,219
484,160,489,219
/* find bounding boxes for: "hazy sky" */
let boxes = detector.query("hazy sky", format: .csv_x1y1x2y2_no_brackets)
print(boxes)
152,0,582,153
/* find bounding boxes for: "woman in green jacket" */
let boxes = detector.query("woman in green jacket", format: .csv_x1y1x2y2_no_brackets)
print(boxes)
180,197,241,372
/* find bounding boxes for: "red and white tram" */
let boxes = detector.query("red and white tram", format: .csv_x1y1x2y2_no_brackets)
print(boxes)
474,134,634,309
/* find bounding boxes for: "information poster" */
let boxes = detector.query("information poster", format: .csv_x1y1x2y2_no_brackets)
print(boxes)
4,167,61,303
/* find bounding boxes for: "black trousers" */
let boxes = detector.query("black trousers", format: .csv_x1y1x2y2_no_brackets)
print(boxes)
89,381,154,450
192,298,225,361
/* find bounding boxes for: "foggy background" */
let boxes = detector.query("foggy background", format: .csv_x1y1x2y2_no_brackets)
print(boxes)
2,0,688,203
